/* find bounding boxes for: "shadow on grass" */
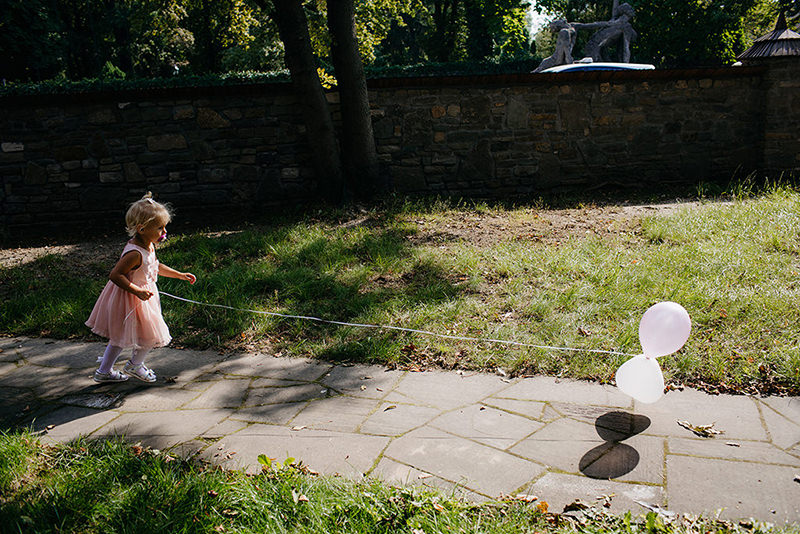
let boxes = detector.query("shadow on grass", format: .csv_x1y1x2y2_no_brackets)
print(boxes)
1,218,465,362
156,223,465,364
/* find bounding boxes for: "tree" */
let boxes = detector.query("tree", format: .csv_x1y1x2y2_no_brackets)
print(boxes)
743,0,800,44
327,0,381,198
374,0,532,63
0,0,64,81
128,0,194,77
254,0,345,203
184,0,261,73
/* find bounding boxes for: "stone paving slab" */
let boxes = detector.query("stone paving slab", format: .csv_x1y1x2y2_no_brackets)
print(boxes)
90,408,231,449
498,376,633,408
429,404,544,450
205,424,389,477
2,337,800,524
372,457,486,501
482,397,550,420
668,437,800,466
667,455,800,524
383,426,546,497
633,389,767,440
290,396,380,433
182,379,251,409
360,402,441,436
759,403,800,449
232,403,309,425
321,365,405,399
386,371,512,410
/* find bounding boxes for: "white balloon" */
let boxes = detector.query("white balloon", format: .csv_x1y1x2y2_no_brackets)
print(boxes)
639,301,691,358
615,354,664,404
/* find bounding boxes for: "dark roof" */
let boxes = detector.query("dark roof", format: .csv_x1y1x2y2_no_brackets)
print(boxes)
738,10,800,59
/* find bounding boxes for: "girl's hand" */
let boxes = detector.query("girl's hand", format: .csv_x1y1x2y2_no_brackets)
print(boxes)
132,285,154,301
183,272,196,284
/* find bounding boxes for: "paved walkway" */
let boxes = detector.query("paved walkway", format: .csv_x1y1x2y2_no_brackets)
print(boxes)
1,336,799,524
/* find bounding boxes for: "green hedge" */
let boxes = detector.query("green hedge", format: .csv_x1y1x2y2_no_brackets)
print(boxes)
0,59,541,98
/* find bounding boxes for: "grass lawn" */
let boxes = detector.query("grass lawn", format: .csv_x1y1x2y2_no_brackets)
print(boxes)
1,188,798,394
0,430,786,534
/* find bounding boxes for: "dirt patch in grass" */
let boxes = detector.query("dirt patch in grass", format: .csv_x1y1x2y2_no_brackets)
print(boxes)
406,201,695,247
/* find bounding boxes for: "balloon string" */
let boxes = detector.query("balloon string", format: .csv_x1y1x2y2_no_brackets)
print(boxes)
160,291,636,357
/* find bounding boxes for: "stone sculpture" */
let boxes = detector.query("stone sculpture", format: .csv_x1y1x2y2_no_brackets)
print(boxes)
533,0,637,71
581,1,637,62
533,19,577,73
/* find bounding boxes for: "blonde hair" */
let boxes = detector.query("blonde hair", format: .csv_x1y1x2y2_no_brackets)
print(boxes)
125,192,172,237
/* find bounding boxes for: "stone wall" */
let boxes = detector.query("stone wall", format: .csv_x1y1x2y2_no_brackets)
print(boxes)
1,59,797,238
754,57,800,172
368,67,768,197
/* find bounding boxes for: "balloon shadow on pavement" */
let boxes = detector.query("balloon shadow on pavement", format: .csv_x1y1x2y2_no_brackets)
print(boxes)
579,411,650,479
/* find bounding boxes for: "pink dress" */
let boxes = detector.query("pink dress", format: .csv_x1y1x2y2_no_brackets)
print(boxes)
86,242,171,349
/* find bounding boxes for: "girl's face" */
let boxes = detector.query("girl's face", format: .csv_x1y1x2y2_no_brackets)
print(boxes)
138,219,168,246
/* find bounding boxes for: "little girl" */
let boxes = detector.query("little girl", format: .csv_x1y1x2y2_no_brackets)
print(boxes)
86,192,196,383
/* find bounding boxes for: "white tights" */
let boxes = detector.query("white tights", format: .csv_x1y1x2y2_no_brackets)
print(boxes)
97,343,153,373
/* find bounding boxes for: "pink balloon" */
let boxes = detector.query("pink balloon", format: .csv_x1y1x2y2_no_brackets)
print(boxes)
638,302,691,358
615,355,664,403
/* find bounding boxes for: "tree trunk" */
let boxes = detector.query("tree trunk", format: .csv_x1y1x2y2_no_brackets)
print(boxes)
327,0,381,199
256,0,344,203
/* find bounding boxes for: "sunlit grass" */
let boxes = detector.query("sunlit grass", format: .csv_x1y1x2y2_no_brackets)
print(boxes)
1,189,798,392
0,430,789,534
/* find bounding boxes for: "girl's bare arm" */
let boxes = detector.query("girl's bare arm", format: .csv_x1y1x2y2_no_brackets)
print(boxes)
109,251,153,300
158,263,196,284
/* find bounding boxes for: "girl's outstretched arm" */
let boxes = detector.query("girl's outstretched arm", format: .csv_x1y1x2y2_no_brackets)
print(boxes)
109,251,153,300
158,263,196,284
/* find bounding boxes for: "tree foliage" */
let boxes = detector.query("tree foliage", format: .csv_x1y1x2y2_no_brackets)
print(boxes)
1,0,534,82
373,0,532,64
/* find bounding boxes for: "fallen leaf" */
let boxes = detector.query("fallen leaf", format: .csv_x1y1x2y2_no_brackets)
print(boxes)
433,503,445,512
563,499,590,512
214,526,225,532
536,501,549,514
208,490,218,497
578,327,591,336
418,473,433,479
635,500,676,519
794,474,800,484
298,494,309,502
165,376,178,384
291,425,307,431
46,424,55,430
221,509,239,517
362,376,373,380
726,442,741,447
677,420,723,438
515,493,537,502
376,388,383,392
360,385,367,391
384,405,397,411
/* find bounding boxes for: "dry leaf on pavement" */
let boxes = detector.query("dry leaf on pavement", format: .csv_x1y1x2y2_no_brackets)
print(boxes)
677,420,723,438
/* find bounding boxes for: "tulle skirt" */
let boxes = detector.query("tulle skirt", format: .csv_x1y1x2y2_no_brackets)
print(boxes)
86,280,171,349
